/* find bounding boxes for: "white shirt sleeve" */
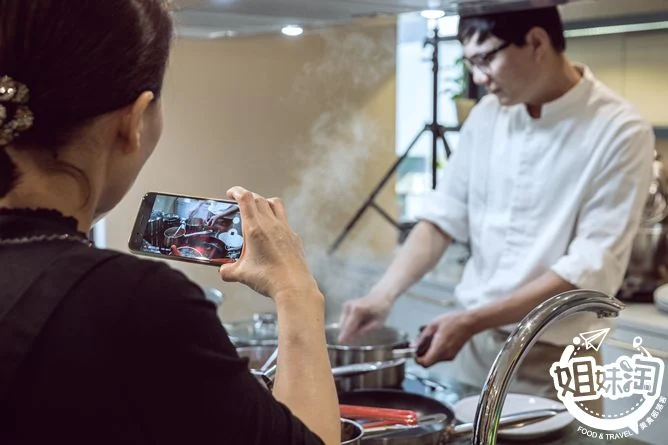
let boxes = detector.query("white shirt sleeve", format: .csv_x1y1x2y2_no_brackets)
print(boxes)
551,120,655,296
413,106,485,244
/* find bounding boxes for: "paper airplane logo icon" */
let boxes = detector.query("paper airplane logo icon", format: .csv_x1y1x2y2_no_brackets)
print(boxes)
578,328,610,351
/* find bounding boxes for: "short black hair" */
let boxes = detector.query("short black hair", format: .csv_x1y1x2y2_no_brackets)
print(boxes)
458,6,566,53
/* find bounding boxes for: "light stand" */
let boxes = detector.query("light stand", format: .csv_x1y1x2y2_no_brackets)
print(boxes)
328,23,458,255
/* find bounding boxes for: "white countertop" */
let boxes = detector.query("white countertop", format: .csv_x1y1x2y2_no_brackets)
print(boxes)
614,302,668,338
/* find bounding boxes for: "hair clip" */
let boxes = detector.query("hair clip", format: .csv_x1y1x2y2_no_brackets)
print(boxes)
0,75,34,147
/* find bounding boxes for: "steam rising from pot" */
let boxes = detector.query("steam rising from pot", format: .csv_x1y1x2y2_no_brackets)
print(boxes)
283,27,396,310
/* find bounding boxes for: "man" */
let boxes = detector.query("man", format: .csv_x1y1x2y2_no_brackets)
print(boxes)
338,6,654,397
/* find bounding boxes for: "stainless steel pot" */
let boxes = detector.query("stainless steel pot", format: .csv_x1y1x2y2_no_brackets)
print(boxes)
237,345,407,392
326,324,417,391
233,321,419,390
236,346,365,444
620,152,668,299
224,313,279,346
627,223,668,279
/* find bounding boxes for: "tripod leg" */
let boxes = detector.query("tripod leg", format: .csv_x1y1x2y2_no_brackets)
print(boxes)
438,127,451,159
370,202,401,229
328,126,429,255
431,126,438,190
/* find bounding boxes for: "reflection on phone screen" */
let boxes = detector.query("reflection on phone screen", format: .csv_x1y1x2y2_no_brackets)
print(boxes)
141,195,242,264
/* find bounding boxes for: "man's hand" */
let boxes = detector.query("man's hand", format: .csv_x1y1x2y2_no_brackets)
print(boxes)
414,310,478,367
337,293,394,344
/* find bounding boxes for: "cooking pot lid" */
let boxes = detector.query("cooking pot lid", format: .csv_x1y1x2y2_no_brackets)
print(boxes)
224,312,279,346
326,324,408,349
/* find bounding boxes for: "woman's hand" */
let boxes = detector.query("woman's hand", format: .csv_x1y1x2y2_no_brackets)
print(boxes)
218,186,318,300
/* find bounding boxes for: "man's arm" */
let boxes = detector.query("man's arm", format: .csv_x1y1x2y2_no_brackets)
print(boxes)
339,102,481,343
372,221,452,303
337,221,451,343
468,270,576,332
417,271,575,366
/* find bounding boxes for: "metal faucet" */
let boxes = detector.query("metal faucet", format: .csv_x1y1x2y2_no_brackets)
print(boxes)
471,289,625,445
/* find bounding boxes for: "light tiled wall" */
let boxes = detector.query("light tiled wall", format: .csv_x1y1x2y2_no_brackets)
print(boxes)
567,30,668,126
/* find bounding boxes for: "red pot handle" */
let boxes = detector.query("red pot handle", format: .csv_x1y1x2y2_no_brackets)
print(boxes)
339,405,418,425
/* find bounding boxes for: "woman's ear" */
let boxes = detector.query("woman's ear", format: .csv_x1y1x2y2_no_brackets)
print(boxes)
119,91,155,154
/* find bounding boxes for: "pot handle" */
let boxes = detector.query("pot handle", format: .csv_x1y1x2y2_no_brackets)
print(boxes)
260,346,278,373
404,371,451,392
363,414,448,434
331,358,406,379
339,405,418,424
391,331,433,359
449,408,566,437
250,368,275,392
391,347,417,359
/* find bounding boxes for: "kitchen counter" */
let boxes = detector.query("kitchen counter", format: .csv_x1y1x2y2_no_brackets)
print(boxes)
614,301,668,339
327,259,666,444
401,369,649,445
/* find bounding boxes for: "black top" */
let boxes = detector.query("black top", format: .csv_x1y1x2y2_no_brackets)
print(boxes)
0,209,324,445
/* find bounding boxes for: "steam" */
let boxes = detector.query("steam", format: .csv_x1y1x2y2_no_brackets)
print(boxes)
283,26,396,306
286,107,382,295
294,29,396,97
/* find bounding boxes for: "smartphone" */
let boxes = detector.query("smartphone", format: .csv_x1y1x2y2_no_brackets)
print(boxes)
129,192,243,267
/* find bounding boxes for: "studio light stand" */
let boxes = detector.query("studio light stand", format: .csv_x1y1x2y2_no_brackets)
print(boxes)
328,23,458,255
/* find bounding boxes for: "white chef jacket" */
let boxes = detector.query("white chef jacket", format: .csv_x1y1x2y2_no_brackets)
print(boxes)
416,65,655,345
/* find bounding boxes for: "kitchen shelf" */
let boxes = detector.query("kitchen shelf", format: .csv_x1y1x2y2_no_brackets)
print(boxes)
655,127,668,140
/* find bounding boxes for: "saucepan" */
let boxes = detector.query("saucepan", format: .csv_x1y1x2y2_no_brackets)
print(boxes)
326,324,431,391
236,345,408,392
339,389,565,444
235,346,367,445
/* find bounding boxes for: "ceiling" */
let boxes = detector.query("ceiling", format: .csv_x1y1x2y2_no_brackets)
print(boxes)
172,0,668,39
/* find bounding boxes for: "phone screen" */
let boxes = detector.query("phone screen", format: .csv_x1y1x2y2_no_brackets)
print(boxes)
128,192,243,266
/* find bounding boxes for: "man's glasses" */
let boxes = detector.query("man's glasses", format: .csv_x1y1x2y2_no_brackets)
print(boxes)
462,41,511,75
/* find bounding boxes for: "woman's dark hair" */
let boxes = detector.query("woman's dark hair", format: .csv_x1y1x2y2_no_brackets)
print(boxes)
0,0,173,197
458,6,566,53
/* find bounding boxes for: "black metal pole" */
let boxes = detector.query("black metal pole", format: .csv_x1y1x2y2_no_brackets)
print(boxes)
430,24,440,190
327,24,454,255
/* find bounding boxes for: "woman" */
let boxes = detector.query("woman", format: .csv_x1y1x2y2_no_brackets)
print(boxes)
0,1,339,444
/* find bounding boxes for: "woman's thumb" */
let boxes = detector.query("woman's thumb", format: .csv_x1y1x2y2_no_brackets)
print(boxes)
219,263,240,283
